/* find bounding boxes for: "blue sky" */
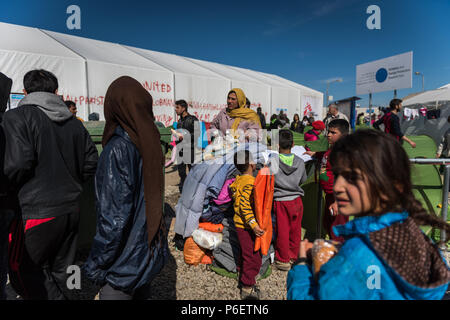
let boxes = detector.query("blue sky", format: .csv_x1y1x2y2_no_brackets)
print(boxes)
1,0,449,109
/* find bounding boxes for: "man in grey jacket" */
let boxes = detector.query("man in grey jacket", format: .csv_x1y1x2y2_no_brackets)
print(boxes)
268,129,307,271
323,104,350,135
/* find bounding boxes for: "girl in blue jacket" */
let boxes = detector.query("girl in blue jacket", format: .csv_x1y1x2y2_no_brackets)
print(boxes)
287,129,450,300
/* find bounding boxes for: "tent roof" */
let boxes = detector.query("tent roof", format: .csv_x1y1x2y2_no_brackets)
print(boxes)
0,22,82,59
125,46,226,79
403,86,450,106
43,30,170,72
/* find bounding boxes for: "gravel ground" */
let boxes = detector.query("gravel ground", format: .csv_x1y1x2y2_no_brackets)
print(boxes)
5,165,450,300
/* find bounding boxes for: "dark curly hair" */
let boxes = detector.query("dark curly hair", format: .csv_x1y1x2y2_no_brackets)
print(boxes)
329,129,450,242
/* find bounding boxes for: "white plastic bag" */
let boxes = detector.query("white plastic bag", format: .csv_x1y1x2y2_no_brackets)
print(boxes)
192,229,223,250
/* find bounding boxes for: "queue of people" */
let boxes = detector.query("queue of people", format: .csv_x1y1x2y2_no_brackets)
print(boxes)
0,69,448,301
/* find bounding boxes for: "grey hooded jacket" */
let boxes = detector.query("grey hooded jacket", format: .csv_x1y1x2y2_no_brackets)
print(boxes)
1,92,98,219
268,153,307,201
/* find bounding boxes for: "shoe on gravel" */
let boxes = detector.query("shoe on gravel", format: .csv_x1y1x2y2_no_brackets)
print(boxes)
240,286,261,300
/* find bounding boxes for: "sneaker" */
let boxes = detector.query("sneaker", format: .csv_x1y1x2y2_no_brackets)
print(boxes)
275,259,291,271
240,286,261,300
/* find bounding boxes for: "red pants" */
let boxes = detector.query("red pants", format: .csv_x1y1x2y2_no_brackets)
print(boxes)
235,227,262,287
273,197,303,263
323,193,349,243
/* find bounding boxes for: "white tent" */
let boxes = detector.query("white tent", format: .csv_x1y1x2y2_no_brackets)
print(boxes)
403,84,450,108
0,21,323,125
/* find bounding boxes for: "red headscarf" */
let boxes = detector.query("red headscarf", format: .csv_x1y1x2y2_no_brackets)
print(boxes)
102,76,164,248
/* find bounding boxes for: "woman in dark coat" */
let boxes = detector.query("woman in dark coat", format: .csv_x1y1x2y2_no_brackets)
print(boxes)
290,113,303,133
83,76,168,300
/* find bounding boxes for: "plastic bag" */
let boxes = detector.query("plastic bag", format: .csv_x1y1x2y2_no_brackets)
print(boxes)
311,239,340,278
184,237,206,266
192,228,223,250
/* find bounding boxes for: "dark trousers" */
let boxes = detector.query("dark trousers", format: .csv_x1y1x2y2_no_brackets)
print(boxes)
177,163,192,192
99,283,150,300
323,193,349,243
273,197,303,263
235,227,262,287
8,211,79,300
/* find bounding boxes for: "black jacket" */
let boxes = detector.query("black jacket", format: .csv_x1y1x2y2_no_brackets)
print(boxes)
83,126,168,294
1,92,98,220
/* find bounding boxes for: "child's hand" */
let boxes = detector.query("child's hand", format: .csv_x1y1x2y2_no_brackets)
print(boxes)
329,201,339,216
299,239,314,258
304,151,316,157
253,225,265,237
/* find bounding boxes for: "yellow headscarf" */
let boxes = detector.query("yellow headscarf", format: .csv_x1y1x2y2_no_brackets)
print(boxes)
226,88,261,132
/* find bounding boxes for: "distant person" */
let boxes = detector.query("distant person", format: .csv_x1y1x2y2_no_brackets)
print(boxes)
323,104,349,135
83,76,168,300
373,99,416,148
174,99,198,193
302,116,311,128
279,110,289,127
290,114,303,133
436,116,450,159
256,107,266,129
2,69,98,299
304,120,325,142
269,114,282,131
210,88,261,140
64,100,84,122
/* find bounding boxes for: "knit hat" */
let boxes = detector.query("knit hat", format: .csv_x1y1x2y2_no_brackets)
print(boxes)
312,120,325,131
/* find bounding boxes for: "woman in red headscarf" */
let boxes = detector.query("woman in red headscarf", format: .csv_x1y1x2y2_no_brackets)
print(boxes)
304,120,325,142
83,76,168,300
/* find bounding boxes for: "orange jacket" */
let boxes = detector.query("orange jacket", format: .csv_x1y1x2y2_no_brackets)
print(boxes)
253,167,274,256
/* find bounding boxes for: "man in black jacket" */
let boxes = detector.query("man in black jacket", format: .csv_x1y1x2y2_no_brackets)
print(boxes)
0,72,17,300
1,69,98,300
174,99,198,193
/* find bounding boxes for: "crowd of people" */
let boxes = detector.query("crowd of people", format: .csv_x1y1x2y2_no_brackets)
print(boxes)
0,69,449,301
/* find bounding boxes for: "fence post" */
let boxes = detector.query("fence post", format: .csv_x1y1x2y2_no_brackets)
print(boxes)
441,164,450,247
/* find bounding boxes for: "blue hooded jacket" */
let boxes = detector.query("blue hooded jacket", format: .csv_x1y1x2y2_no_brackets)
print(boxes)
83,126,168,295
287,212,450,300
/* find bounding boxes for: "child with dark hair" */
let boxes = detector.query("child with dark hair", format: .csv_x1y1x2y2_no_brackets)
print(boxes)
229,150,265,300
288,129,450,300
305,119,350,242
268,129,307,271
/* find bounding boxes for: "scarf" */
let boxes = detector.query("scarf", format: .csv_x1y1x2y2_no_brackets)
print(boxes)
102,76,164,249
226,88,261,132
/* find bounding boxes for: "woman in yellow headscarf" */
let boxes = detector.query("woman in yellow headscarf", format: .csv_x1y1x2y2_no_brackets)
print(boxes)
210,88,262,138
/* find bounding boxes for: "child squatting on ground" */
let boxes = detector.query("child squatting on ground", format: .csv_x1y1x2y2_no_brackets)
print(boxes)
288,129,450,300
305,119,350,242
268,129,307,271
229,150,265,300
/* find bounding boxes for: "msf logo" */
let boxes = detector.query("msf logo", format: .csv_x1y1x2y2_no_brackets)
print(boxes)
366,5,381,30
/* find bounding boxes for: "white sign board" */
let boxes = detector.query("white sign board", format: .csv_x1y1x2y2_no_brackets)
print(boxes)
356,51,413,95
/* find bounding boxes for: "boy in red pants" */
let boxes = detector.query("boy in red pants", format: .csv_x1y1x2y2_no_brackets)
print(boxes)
305,119,350,242
268,130,307,271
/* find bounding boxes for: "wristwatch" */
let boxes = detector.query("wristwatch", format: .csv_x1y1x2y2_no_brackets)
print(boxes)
291,257,308,268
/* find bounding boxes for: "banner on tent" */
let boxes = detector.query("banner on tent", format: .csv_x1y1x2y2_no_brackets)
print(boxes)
302,95,322,120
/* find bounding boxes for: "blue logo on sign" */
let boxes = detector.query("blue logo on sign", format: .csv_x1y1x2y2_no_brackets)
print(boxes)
376,68,388,83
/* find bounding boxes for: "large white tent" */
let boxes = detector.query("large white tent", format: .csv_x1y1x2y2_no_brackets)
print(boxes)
0,22,323,125
403,84,450,108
